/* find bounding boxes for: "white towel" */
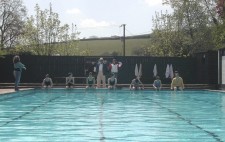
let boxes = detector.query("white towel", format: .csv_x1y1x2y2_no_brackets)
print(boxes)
135,64,139,77
165,64,170,78
153,64,157,77
138,64,142,77
169,64,174,79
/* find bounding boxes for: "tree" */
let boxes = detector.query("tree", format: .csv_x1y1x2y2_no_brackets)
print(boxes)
0,0,26,49
55,23,81,56
17,3,82,56
0,49,6,57
26,3,62,55
151,11,176,56
213,0,225,49
132,46,145,56
216,0,225,17
148,0,217,57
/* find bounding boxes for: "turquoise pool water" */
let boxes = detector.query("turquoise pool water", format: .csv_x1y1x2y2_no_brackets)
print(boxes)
0,89,225,142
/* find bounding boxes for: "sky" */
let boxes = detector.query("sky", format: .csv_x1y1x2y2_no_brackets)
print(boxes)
23,0,172,38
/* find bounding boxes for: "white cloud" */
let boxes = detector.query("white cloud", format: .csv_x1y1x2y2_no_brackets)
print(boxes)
144,0,162,7
80,19,113,28
66,8,81,15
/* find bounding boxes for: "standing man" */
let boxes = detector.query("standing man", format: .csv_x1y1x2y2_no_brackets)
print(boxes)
108,59,122,78
95,57,108,88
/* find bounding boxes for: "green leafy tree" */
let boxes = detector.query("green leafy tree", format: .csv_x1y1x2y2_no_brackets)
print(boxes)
0,0,26,49
213,0,225,49
147,0,217,57
0,49,6,58
17,3,82,56
55,23,81,56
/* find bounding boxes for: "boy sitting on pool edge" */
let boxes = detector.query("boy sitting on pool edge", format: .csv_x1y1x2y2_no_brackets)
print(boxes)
86,72,95,89
153,76,162,91
130,76,144,90
171,71,184,91
42,74,53,88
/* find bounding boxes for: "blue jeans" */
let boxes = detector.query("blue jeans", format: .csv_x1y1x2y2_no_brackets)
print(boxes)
14,71,21,90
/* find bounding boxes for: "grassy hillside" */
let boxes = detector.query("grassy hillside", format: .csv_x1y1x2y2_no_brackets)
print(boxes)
78,38,150,56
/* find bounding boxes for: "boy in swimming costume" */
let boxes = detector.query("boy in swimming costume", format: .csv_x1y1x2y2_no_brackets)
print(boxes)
153,76,162,91
108,74,117,89
130,76,144,90
171,71,184,91
86,72,95,89
42,74,53,88
66,73,74,88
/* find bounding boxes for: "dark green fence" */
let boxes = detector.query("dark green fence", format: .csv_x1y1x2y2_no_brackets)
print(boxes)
0,51,218,84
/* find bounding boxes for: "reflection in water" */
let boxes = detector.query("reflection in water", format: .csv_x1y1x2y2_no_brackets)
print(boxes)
97,93,106,142
129,90,142,96
222,95,225,121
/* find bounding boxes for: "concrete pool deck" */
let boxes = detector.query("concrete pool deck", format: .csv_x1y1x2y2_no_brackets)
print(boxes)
0,83,221,95
0,88,34,95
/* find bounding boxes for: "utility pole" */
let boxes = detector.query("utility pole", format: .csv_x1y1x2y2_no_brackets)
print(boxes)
121,24,126,56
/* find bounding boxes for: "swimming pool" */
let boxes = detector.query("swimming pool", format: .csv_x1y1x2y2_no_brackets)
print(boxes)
0,89,224,142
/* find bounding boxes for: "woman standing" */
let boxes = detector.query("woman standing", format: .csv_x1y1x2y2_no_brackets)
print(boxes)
13,55,26,91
